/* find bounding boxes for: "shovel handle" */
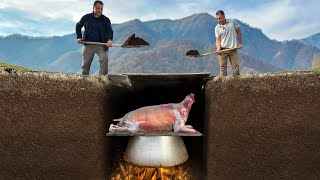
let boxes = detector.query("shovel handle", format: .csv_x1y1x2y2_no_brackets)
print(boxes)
82,41,106,46
112,44,122,47
202,51,218,56
202,48,238,56
82,41,123,47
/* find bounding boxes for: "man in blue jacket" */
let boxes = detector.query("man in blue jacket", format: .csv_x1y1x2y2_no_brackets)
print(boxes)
76,0,113,75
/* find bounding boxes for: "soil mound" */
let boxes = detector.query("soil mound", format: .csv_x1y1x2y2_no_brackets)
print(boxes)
186,50,200,56
122,34,150,47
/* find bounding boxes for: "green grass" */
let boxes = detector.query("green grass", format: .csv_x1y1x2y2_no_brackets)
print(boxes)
0,62,30,71
311,67,320,72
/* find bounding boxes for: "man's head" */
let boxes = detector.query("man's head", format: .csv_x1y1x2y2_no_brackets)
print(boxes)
216,10,226,24
93,1,104,17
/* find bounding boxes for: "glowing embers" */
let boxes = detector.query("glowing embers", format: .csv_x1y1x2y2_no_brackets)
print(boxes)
111,159,190,180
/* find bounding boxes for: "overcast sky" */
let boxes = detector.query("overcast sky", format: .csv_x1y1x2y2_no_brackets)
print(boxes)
0,0,319,41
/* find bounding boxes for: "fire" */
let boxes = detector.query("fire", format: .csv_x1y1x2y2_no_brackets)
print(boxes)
111,160,189,180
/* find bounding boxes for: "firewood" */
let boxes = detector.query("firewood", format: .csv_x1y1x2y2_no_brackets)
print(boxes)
119,162,127,177
143,168,156,180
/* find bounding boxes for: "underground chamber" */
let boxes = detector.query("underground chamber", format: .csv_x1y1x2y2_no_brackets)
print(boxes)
106,73,210,179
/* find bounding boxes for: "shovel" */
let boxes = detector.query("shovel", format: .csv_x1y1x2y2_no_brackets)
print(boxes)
81,33,150,48
186,48,238,57
81,41,149,48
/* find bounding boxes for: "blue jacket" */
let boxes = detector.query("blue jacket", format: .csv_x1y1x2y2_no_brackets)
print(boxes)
76,12,113,46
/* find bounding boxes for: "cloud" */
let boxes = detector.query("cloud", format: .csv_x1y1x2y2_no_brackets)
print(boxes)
228,0,320,40
0,0,215,23
0,0,90,21
0,0,319,40
0,8,74,37
0,0,215,36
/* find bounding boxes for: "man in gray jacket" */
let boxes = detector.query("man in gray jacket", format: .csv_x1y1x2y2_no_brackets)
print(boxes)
76,0,113,75
215,10,242,77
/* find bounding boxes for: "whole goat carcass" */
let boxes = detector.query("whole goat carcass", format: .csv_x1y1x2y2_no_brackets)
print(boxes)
109,93,196,133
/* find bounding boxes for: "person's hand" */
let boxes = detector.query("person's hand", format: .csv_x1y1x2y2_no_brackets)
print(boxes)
238,43,243,49
77,38,83,44
106,40,112,47
216,48,221,55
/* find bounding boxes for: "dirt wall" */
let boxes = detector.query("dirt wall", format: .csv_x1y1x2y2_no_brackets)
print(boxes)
0,71,131,179
204,72,320,179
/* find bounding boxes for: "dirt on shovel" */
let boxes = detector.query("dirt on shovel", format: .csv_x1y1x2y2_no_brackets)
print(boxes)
121,33,150,47
185,50,200,56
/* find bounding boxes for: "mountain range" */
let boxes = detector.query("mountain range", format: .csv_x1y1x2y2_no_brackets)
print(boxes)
1,13,320,75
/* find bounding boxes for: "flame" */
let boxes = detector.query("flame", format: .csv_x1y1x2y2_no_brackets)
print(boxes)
111,159,189,180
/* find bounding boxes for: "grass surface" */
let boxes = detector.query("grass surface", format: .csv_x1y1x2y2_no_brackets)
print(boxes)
311,67,320,72
0,62,29,70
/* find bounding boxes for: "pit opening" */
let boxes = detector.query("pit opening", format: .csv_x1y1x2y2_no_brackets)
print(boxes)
106,73,210,179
